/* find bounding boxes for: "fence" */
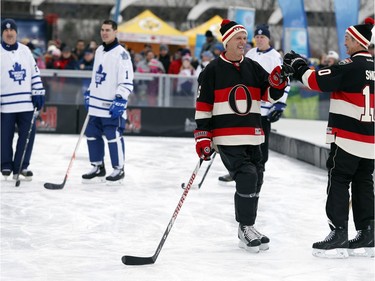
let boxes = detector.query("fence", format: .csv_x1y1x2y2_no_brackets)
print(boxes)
38,69,329,136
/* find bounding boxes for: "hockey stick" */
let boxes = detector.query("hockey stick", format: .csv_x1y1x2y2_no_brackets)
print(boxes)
15,108,39,187
122,158,204,266
181,151,217,189
44,114,89,190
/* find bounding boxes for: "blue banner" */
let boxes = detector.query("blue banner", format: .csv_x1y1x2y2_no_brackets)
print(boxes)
334,0,359,60
227,7,256,41
278,0,310,57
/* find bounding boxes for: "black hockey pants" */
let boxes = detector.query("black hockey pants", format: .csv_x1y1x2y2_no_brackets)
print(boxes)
217,145,264,225
326,143,374,230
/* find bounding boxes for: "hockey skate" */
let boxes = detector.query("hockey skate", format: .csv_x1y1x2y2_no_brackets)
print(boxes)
1,169,12,180
312,226,349,259
248,225,270,251
13,169,33,181
106,168,124,185
218,174,233,182
238,224,261,253
82,163,106,183
348,222,374,258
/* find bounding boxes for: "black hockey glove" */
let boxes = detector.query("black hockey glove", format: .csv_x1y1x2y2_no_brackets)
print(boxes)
283,51,309,81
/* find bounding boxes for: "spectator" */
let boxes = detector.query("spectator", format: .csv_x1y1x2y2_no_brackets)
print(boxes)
72,39,85,61
195,50,214,77
326,50,339,66
158,44,171,74
136,50,164,73
53,45,77,69
200,30,218,56
212,43,224,58
78,48,95,71
168,48,183,74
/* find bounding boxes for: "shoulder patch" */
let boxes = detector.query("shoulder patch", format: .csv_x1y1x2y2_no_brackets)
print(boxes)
120,51,129,60
338,58,352,65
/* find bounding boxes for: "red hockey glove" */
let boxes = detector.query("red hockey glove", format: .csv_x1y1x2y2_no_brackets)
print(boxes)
194,130,212,161
268,65,288,90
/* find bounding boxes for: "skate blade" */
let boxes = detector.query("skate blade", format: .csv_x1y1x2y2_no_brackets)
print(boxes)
12,175,32,182
348,248,374,258
238,241,260,253
81,177,106,184
106,179,124,186
312,248,349,259
260,243,269,251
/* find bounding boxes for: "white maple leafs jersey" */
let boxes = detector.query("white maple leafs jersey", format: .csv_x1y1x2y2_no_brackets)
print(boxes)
1,42,44,113
245,47,289,116
87,44,134,118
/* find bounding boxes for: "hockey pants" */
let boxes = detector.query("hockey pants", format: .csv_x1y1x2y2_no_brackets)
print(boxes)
1,111,36,173
326,143,374,230
218,145,264,226
85,116,125,169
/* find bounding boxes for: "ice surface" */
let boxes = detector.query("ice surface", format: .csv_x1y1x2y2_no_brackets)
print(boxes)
1,132,374,281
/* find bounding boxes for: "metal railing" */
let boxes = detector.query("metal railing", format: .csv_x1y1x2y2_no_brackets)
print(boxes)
41,69,198,108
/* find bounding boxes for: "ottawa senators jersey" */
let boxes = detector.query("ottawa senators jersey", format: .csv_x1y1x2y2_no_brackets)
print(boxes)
195,53,284,146
301,51,374,159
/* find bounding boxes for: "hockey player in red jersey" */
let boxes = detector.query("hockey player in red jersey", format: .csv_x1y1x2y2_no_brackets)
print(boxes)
284,18,374,258
194,19,288,253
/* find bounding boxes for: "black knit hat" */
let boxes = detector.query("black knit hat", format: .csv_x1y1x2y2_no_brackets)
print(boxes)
1,19,18,34
254,24,270,39
346,17,374,49
220,19,247,48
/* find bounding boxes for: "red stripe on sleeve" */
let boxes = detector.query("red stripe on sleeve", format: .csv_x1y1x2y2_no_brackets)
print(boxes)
307,71,321,91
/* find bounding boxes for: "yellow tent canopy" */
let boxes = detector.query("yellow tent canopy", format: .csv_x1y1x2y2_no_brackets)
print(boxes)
118,10,188,45
183,15,223,46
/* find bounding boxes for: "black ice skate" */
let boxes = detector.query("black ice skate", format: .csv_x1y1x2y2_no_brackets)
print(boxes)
82,163,106,183
106,168,124,185
13,169,33,181
1,169,12,180
218,174,233,182
238,224,261,253
348,222,374,258
312,226,349,259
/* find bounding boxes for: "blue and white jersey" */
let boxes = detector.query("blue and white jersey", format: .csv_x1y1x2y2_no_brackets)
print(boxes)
87,42,134,118
1,42,44,113
246,47,289,116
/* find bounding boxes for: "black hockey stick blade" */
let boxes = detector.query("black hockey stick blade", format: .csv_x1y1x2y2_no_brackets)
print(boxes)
122,255,155,266
122,158,205,266
15,180,21,187
44,177,67,190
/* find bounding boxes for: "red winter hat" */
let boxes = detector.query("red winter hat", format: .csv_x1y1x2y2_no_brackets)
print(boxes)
220,19,247,48
346,17,374,49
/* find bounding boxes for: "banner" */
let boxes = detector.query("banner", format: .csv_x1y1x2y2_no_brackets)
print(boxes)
278,0,310,57
334,0,359,60
227,7,256,41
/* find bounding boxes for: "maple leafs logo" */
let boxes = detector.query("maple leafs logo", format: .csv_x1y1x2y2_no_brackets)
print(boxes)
95,64,107,88
8,62,26,85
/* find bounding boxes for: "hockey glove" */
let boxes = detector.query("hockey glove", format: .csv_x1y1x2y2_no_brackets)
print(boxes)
268,65,287,90
31,89,45,110
283,51,309,81
109,94,127,119
267,102,286,123
84,90,90,110
194,130,212,161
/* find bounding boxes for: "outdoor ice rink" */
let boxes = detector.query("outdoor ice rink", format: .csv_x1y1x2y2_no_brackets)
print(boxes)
1,120,374,281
